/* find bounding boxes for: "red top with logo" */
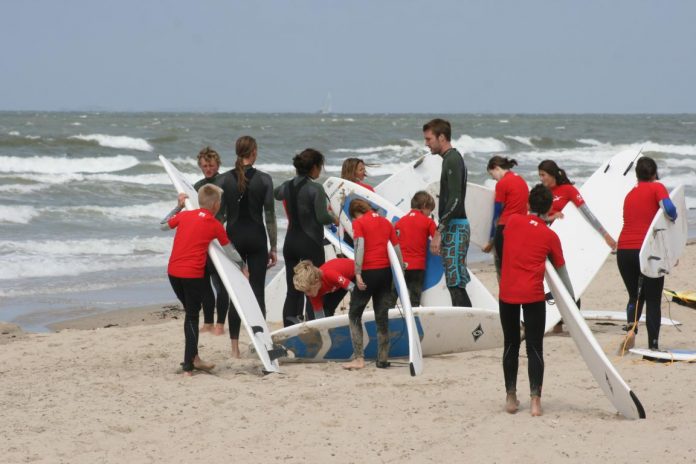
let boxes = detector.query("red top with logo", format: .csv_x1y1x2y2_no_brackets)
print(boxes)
550,183,585,215
309,258,355,310
500,214,565,304
495,171,529,225
167,209,230,278
395,209,437,270
617,181,670,250
352,212,398,270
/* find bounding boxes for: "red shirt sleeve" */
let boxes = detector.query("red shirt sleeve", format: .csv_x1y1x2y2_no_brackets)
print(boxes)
653,182,670,203
568,185,585,207
428,217,437,238
494,179,505,203
168,213,181,229
547,230,565,268
213,220,230,246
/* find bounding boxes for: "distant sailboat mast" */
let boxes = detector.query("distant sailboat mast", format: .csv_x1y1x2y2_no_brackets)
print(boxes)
319,92,332,114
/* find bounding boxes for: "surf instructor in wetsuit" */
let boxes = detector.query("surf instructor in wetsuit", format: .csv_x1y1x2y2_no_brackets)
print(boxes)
423,118,472,307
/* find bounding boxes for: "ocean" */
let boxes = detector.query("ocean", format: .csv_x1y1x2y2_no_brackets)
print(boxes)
1,112,694,331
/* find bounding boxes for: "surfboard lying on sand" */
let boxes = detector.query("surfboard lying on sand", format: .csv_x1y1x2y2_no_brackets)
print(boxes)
663,289,696,309
629,348,696,362
270,306,503,361
159,155,283,374
324,176,498,311
581,310,680,327
639,184,687,278
544,149,644,332
387,242,423,376
545,261,646,419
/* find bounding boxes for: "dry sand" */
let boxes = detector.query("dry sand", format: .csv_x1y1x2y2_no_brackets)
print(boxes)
1,244,695,463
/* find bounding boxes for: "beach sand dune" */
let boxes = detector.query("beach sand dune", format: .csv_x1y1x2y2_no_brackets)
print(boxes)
1,245,695,463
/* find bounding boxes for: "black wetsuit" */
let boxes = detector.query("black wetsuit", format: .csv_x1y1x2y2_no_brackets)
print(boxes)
274,175,335,327
194,174,229,326
222,166,277,339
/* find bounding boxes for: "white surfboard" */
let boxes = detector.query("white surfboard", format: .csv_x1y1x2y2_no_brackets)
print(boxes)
629,348,696,362
387,242,423,376
581,310,680,327
639,184,688,278
324,177,498,311
159,155,282,374
375,155,495,250
545,261,646,419
543,148,644,332
270,306,503,361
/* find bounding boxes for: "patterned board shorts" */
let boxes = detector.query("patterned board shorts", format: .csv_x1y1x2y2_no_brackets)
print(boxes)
441,219,471,288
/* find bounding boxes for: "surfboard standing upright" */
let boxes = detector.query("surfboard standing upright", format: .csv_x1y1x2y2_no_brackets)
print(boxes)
545,261,646,419
387,242,423,376
639,184,687,278
159,155,283,374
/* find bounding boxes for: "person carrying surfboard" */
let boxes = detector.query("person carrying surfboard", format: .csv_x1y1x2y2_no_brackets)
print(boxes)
498,184,575,416
221,135,278,358
422,118,472,307
160,184,245,376
617,157,677,352
292,258,355,318
341,157,374,192
482,156,529,281
191,147,229,337
274,148,339,327
394,191,437,307
342,198,404,370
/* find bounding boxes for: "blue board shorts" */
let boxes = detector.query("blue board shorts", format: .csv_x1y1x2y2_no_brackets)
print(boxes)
441,218,471,288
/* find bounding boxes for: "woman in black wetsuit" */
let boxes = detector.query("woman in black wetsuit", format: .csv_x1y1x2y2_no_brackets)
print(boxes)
221,135,277,357
274,148,338,327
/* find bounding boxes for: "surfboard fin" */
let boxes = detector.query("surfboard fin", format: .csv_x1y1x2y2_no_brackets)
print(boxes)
267,346,288,361
251,325,265,334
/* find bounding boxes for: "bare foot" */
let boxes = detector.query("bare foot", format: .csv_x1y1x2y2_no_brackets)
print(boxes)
182,370,193,377
200,323,213,334
618,331,635,355
213,323,225,336
530,396,543,417
505,392,520,414
230,339,241,359
192,355,215,371
342,357,365,370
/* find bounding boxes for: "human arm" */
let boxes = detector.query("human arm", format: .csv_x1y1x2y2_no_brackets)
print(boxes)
438,152,465,229
221,243,247,274
263,175,278,266
159,203,184,231
660,198,677,221
354,237,366,290
483,201,504,253
578,204,616,249
554,264,576,302
312,184,338,226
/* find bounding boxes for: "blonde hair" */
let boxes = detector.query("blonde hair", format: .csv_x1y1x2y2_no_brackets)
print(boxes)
341,158,364,183
293,260,322,293
197,146,221,167
198,184,223,210
235,135,257,193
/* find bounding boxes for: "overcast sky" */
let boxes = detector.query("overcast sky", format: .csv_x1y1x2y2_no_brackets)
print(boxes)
2,0,695,113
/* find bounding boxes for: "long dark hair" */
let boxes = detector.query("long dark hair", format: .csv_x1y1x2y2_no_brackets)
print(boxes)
293,148,324,176
538,159,573,186
235,135,257,193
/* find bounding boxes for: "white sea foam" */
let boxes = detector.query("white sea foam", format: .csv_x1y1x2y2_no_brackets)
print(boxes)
70,122,82,126
504,135,537,147
0,184,50,194
452,134,507,154
577,139,603,146
70,133,154,152
0,205,39,224
60,201,174,221
86,172,176,185
8,130,20,136
0,155,140,174
0,236,170,279
499,120,509,124
333,145,406,154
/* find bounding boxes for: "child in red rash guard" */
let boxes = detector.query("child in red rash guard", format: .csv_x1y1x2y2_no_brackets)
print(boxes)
498,184,574,417
342,199,404,371
395,191,437,306
161,184,244,376
293,258,355,318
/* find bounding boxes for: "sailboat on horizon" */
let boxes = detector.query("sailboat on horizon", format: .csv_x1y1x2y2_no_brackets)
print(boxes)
318,92,332,114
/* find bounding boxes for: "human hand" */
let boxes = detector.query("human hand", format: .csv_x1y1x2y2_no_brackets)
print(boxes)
482,241,494,254
267,249,278,268
356,275,366,291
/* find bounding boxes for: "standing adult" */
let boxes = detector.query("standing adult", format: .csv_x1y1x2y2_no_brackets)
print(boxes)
483,156,529,280
274,148,338,327
221,135,277,357
193,147,229,335
422,118,471,307
617,157,677,351
341,157,374,191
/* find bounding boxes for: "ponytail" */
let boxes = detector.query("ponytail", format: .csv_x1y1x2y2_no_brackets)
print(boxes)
487,155,517,171
538,160,573,185
235,135,257,193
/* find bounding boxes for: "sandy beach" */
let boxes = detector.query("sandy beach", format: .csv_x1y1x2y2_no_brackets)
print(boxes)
1,243,695,464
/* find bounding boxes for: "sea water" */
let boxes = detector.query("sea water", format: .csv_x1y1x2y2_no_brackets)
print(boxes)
1,112,694,330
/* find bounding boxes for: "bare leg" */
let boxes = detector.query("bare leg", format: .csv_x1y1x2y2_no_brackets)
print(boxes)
342,357,365,370
200,323,213,333
230,339,241,359
213,323,225,336
505,392,519,414
530,395,543,417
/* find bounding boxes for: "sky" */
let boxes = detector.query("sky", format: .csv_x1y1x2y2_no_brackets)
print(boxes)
2,0,695,113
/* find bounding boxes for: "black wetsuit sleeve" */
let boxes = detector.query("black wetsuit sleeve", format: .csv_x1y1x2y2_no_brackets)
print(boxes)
439,152,465,229
310,183,336,225
262,174,278,249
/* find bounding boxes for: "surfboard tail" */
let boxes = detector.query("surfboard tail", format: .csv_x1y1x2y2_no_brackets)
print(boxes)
629,391,646,419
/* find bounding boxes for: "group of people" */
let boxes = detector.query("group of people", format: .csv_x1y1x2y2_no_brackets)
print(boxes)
161,119,677,417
